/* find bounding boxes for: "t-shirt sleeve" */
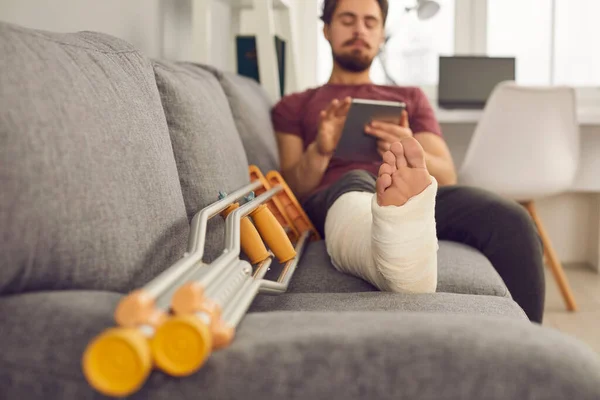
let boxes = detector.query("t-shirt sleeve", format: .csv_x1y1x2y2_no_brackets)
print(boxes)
409,87,443,137
271,92,305,138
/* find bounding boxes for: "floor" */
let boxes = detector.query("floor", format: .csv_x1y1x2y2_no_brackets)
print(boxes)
543,263,600,354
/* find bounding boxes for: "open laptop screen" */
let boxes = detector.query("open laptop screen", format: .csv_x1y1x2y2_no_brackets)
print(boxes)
437,56,516,109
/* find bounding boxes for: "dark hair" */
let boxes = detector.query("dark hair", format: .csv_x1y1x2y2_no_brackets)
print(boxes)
320,0,389,26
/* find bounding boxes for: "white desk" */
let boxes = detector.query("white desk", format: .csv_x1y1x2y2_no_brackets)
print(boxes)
435,107,600,126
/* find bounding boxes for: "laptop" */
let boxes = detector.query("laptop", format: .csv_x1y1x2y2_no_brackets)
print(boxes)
437,56,516,109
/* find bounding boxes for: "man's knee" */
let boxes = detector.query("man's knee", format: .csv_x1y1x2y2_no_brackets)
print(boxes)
450,186,541,246
482,190,540,246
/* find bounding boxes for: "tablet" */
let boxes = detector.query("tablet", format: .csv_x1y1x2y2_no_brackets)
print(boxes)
333,98,406,162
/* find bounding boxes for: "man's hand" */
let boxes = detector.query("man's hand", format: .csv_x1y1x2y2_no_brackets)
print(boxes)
365,110,413,157
315,97,352,156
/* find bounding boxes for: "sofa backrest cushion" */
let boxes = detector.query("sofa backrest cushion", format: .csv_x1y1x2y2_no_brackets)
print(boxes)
152,60,250,262
196,64,280,173
0,23,190,294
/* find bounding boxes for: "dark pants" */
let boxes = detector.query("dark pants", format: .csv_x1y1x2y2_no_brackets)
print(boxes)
302,170,546,324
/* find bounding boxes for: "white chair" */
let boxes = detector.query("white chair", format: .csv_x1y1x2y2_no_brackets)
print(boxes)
459,81,580,312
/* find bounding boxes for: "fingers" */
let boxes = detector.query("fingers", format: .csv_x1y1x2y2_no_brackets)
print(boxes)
366,121,412,141
335,96,352,117
325,98,339,119
400,110,409,128
365,126,397,143
321,97,352,120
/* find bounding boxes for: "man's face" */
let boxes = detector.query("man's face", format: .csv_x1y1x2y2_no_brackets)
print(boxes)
324,0,385,73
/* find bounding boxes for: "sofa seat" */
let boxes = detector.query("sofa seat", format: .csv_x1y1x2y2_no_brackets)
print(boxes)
277,240,510,298
2,291,600,400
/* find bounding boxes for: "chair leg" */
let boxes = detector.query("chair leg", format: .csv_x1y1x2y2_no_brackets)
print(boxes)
521,201,578,312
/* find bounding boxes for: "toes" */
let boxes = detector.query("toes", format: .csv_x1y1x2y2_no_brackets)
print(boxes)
376,173,392,197
378,162,395,177
390,142,407,169
401,137,427,169
382,150,397,171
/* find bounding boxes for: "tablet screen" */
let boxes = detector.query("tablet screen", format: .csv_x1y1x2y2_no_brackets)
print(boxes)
334,99,406,162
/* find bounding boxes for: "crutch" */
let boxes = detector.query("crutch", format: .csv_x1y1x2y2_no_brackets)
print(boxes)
151,183,315,377
82,166,318,397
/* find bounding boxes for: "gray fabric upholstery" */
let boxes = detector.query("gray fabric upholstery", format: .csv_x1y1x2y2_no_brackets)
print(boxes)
1,291,599,400
249,292,526,319
152,60,250,262
195,63,280,173
0,22,189,294
286,240,510,297
437,241,510,297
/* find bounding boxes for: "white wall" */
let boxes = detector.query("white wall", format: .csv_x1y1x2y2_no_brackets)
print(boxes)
0,0,164,58
162,0,234,71
0,0,245,72
0,0,311,86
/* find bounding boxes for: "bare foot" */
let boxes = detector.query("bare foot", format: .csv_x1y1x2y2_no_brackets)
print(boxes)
376,137,432,207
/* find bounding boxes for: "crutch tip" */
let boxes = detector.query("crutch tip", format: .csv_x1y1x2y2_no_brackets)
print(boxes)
82,327,151,397
212,320,235,350
151,314,213,377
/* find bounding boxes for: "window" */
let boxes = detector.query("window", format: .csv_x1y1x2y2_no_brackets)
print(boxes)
554,0,600,86
487,0,600,87
316,0,455,86
487,0,552,85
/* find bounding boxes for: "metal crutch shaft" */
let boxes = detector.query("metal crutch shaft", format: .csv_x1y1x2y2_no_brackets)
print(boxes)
113,180,263,328
149,187,295,376
223,230,311,328
168,186,293,313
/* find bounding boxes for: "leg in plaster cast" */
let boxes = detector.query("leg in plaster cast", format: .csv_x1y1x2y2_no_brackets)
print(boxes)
324,137,439,293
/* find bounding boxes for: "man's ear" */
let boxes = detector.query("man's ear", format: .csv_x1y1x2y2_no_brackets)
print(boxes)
323,24,331,42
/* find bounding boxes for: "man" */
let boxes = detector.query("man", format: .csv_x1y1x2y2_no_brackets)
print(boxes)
271,0,545,323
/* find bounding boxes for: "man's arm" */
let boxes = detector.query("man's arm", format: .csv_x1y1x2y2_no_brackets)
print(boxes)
274,97,352,199
414,132,457,186
276,132,331,199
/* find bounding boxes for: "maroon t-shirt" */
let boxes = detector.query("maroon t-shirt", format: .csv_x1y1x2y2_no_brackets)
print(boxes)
271,83,442,199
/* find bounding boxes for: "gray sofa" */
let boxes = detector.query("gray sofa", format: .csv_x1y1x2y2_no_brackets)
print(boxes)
1,21,599,400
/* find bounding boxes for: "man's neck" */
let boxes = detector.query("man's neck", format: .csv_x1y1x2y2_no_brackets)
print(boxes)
327,64,372,85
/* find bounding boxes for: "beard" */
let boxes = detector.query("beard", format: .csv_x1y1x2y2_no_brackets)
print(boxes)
332,47,375,73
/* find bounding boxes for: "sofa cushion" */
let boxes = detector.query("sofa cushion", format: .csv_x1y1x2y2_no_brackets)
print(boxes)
0,22,189,294
249,292,526,319
437,241,510,297
197,64,280,173
284,240,510,298
1,291,600,400
152,60,250,262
